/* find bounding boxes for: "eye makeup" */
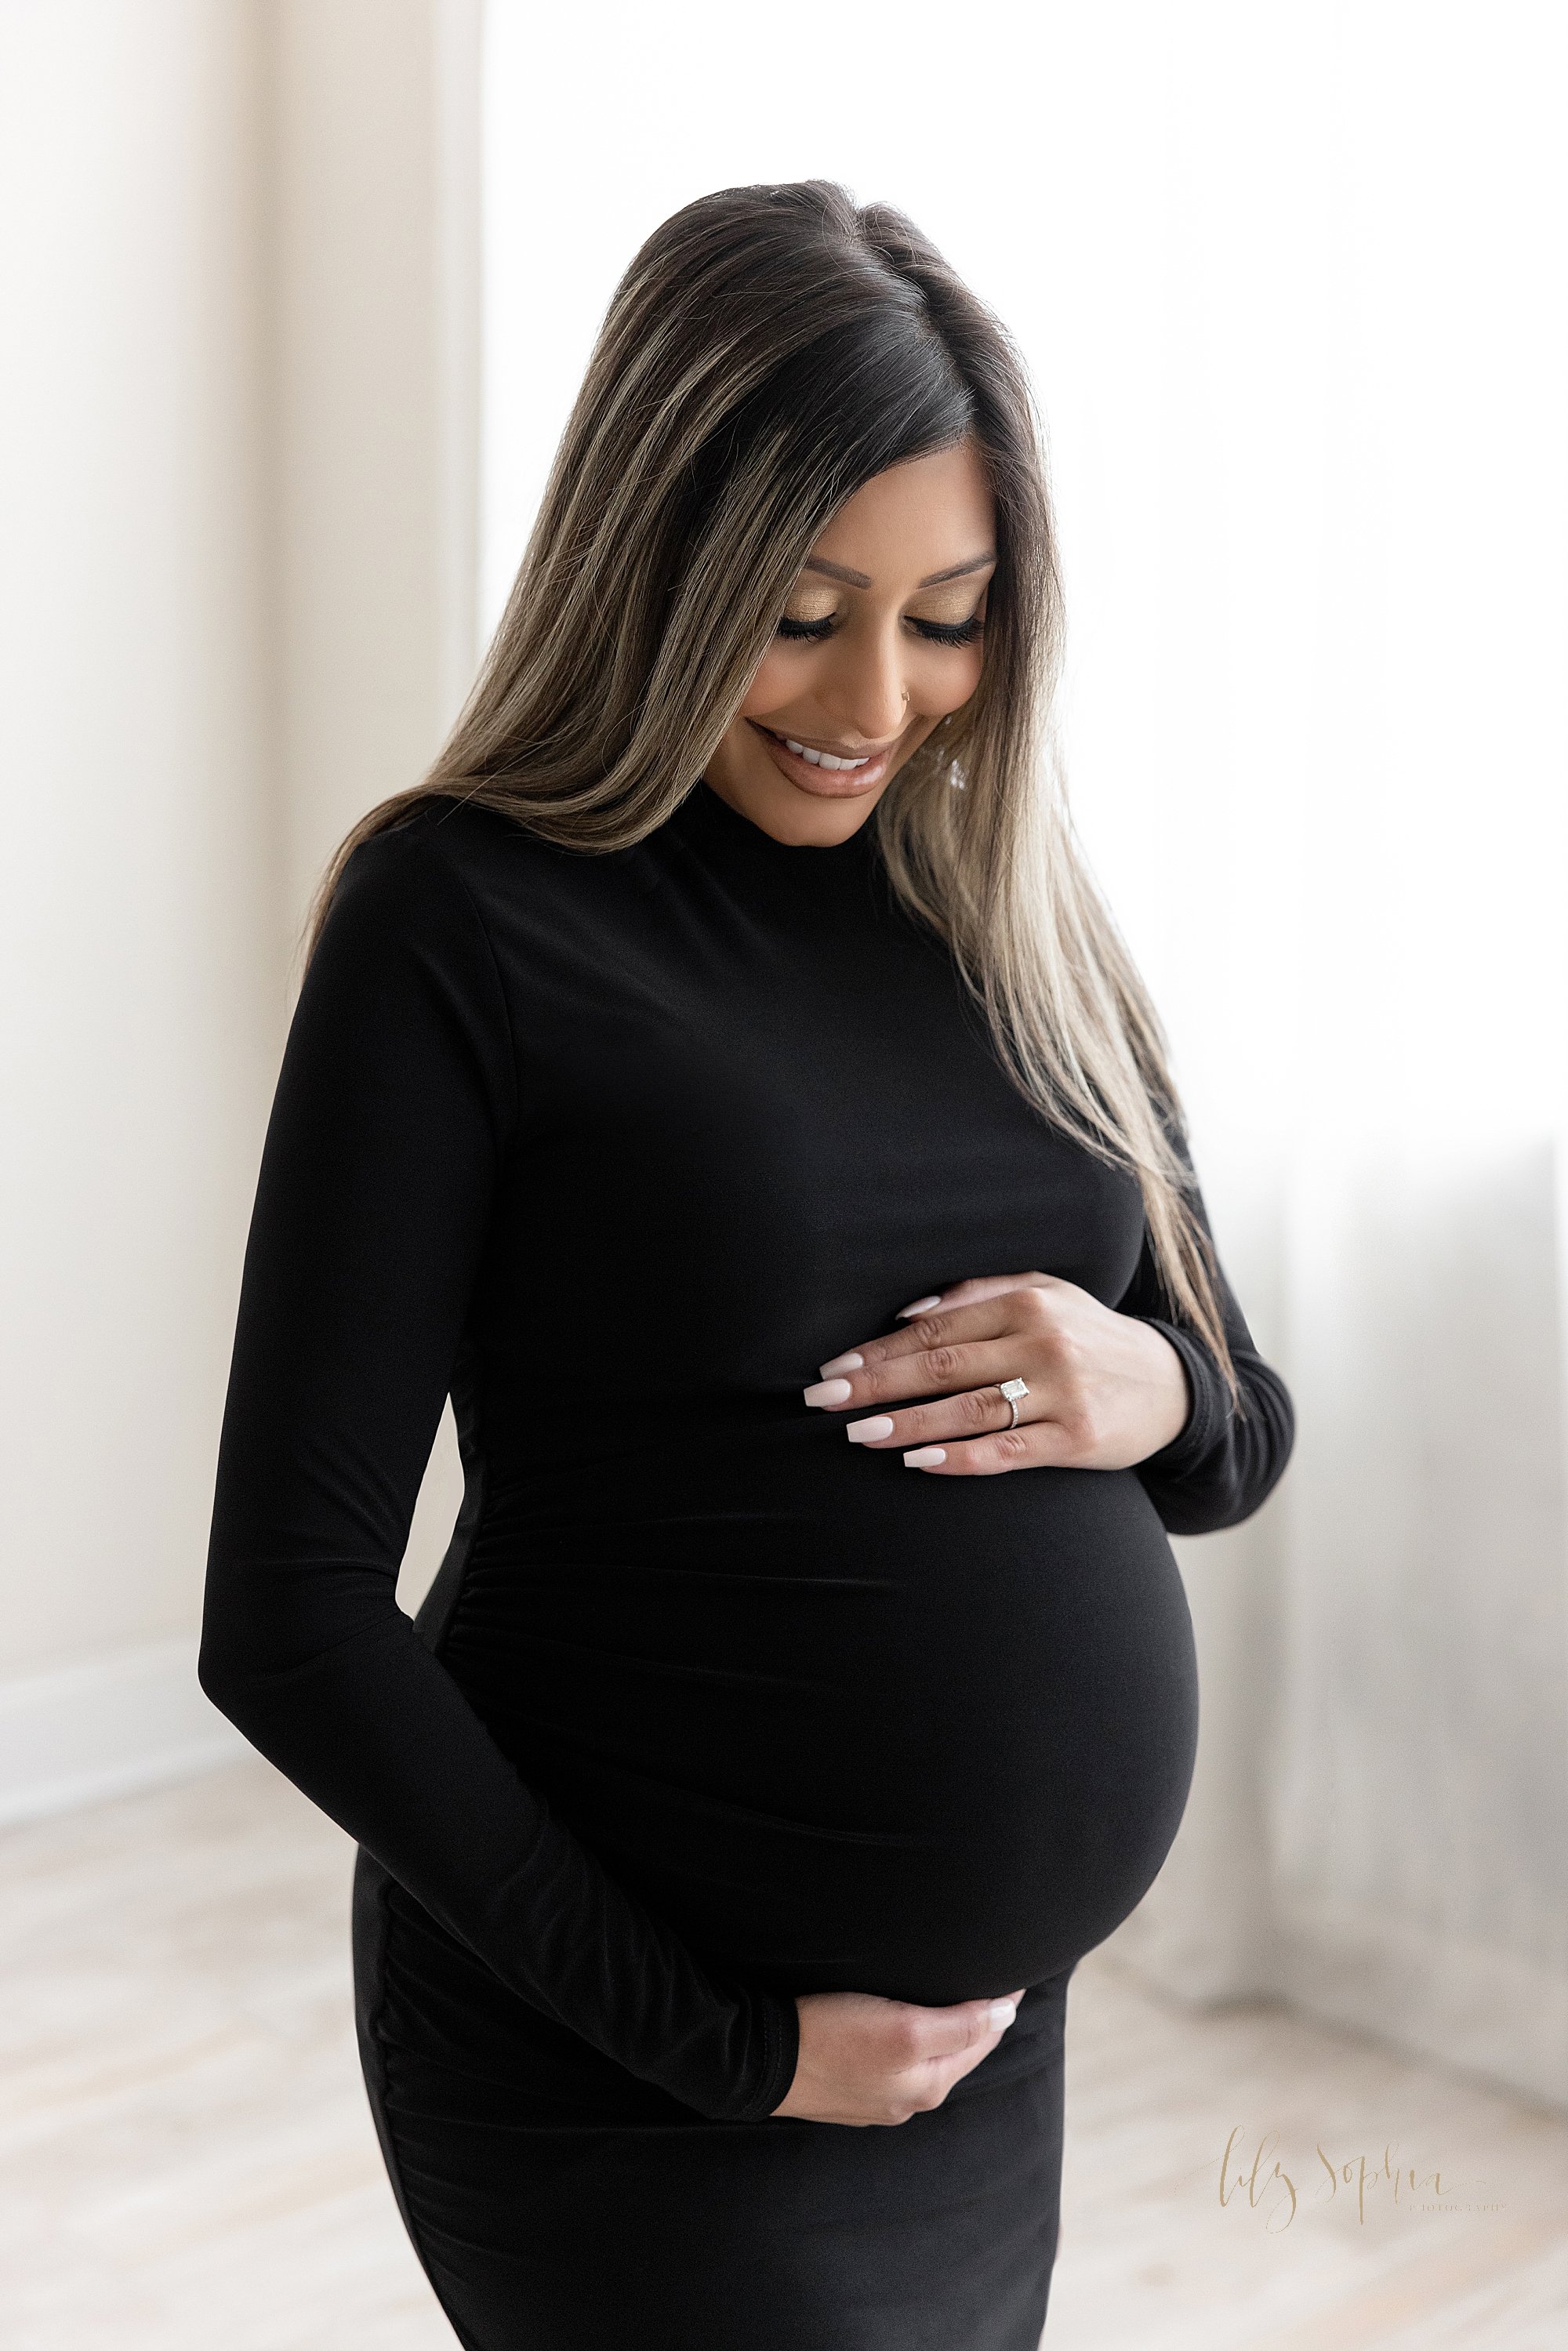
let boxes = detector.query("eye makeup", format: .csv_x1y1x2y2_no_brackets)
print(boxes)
775,608,985,647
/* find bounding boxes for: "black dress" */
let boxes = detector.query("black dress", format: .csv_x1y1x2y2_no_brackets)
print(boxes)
199,780,1293,2350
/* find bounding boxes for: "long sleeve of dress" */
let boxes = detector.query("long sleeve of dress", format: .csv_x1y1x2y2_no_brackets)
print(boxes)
1113,1134,1294,1536
198,825,800,2124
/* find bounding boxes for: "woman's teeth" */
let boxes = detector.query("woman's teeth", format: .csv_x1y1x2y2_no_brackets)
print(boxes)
781,736,870,771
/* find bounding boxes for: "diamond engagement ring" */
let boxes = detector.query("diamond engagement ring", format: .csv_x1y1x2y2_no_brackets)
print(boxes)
998,1377,1030,1430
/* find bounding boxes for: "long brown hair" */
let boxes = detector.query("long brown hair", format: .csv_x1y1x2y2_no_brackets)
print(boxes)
303,180,1240,1405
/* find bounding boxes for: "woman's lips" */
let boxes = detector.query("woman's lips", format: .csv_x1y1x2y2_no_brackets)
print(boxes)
750,721,896,795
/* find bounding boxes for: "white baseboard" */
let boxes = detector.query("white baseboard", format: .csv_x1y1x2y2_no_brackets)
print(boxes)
0,1635,249,1829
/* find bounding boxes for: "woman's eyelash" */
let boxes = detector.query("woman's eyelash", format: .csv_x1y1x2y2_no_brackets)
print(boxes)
775,613,985,645
912,615,984,647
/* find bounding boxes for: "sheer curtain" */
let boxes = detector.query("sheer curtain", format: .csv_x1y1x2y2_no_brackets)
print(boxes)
481,0,1568,2107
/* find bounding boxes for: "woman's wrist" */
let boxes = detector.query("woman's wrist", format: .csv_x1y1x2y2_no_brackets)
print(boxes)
1124,1315,1195,1457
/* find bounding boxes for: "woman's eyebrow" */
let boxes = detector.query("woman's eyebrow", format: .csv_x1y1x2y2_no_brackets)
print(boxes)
803,557,873,588
802,552,996,591
916,553,996,588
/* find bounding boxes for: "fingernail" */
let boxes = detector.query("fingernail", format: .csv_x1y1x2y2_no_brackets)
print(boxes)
903,1446,946,1468
818,1350,864,1376
803,1378,854,1409
846,1415,895,1442
896,1295,942,1319
987,2001,1018,2030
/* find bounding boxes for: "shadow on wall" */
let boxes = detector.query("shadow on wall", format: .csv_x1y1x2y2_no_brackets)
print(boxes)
1115,1132,1568,2118
1272,1130,1568,2108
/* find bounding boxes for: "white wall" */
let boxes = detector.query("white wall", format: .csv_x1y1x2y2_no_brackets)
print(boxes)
0,2,277,1685
271,0,481,959
0,0,477,1821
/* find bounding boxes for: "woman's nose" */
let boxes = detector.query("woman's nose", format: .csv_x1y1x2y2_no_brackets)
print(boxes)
823,630,911,746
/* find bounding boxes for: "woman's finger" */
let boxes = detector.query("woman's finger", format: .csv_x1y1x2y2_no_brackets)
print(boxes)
894,1272,1051,1319
818,1278,1072,1384
842,1380,1047,1452
916,2036,1007,2105
815,1293,1020,1382
806,1330,1046,1417
912,1990,1029,2100
901,1421,1083,1476
896,1993,1022,2061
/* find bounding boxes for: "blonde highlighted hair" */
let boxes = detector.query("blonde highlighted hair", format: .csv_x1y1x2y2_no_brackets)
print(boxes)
304,180,1240,1407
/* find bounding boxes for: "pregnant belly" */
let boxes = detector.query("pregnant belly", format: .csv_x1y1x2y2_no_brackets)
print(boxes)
439,1439,1200,2005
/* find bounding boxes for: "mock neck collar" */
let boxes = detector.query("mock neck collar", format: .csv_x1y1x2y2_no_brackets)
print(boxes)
674,777,881,873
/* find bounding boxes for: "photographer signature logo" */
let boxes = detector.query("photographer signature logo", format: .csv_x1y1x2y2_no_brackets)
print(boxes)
1218,2127,1506,2229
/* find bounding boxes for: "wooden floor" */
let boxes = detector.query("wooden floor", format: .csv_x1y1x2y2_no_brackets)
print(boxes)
2,1759,1564,2349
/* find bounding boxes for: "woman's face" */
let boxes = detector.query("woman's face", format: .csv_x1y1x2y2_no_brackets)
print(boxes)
703,436,997,844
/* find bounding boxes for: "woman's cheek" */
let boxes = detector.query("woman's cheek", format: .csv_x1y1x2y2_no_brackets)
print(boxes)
739,644,810,718
925,647,985,720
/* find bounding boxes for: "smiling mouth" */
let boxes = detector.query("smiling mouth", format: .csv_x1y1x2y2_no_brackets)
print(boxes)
753,723,900,772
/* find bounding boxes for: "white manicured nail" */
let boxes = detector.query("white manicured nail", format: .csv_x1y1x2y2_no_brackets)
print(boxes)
818,1349,864,1376
896,1295,942,1318
903,1446,946,1468
803,1378,853,1408
987,2001,1018,2030
846,1415,895,1442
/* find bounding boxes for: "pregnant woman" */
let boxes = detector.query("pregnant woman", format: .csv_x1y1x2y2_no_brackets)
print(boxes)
199,180,1293,2349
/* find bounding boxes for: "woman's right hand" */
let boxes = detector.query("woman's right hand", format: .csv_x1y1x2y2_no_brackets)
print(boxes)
770,1987,1025,2124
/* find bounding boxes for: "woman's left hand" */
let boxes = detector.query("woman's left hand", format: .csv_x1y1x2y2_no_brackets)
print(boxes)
802,1272,1192,1475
